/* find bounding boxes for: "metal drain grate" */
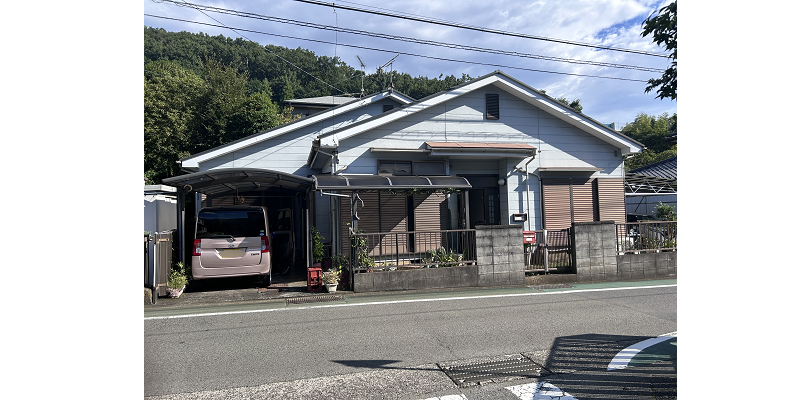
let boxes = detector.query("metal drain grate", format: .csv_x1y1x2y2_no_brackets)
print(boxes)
286,295,344,305
439,355,547,387
529,283,574,290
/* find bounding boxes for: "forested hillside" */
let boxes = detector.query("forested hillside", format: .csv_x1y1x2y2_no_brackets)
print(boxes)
144,27,473,102
144,27,473,184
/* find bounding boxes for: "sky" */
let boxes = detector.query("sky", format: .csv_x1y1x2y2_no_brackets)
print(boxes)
143,0,677,127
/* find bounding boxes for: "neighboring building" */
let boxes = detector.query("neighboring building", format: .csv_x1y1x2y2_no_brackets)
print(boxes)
625,156,677,218
144,184,177,287
284,95,358,118
169,70,643,263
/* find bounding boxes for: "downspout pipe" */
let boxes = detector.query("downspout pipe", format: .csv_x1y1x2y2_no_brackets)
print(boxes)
515,152,538,231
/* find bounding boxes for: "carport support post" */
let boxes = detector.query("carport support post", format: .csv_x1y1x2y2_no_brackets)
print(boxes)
177,189,185,267
306,207,311,270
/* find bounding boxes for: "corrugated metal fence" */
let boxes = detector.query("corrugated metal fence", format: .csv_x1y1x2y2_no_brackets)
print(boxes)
145,229,176,298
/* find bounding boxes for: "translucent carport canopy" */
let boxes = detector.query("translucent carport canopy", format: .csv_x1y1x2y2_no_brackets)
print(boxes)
313,174,472,190
161,168,314,195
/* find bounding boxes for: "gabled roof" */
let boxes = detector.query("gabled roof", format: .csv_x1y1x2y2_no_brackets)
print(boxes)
629,156,677,180
317,70,644,155
284,95,357,107
180,89,415,170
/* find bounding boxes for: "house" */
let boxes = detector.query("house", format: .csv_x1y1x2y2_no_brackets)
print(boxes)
625,156,677,218
284,95,358,118
164,70,643,274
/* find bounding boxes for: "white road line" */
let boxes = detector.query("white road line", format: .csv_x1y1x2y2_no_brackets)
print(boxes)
421,395,469,400
506,381,578,400
144,284,676,321
607,332,677,371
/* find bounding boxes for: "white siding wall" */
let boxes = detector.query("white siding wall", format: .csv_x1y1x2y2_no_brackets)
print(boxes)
339,86,623,229
336,84,625,230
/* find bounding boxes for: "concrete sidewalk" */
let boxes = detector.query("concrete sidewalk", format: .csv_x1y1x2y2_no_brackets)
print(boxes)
145,270,673,310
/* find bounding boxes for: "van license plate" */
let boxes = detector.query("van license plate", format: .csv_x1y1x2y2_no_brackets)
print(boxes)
219,248,245,258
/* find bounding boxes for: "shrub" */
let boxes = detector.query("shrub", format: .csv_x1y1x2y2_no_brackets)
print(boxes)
168,262,188,289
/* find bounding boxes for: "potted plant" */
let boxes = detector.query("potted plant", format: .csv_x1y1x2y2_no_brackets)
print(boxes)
167,262,188,298
311,227,324,269
322,269,340,292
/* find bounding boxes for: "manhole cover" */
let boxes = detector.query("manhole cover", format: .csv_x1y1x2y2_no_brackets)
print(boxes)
286,295,344,305
438,355,547,387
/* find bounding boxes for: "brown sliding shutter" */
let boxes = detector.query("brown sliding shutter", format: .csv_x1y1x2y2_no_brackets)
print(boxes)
340,190,379,256
379,192,408,254
542,179,573,230
571,178,597,223
597,178,626,223
542,178,597,230
413,193,448,252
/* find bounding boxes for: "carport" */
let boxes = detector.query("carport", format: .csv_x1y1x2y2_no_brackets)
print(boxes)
162,168,315,272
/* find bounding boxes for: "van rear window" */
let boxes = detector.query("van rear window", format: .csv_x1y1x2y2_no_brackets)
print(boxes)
196,210,266,238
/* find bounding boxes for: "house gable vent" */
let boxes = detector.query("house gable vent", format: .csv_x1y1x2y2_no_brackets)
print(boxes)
485,93,499,120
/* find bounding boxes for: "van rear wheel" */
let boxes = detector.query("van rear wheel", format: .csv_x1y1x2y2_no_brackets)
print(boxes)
262,273,271,287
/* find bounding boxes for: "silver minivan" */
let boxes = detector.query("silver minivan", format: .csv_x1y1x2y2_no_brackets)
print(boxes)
192,206,271,285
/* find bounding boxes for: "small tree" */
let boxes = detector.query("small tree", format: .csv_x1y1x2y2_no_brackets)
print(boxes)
311,227,324,264
654,202,676,221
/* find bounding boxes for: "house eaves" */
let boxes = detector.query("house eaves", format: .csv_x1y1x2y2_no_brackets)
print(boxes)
180,89,415,170
317,70,644,155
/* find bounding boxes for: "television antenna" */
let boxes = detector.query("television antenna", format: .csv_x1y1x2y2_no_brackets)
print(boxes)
356,55,366,97
377,54,399,89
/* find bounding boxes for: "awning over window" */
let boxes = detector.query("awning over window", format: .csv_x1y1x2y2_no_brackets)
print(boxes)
424,141,537,158
313,174,472,190
162,168,314,195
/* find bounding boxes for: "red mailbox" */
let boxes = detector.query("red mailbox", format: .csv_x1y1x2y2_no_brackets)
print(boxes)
522,231,536,244
307,267,323,292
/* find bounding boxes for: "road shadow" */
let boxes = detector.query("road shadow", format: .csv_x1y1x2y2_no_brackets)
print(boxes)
523,333,677,399
329,333,676,399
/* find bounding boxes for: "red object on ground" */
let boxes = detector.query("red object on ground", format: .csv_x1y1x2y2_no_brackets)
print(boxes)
307,267,323,292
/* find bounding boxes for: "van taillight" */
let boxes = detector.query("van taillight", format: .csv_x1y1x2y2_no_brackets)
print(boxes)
262,236,269,253
193,239,201,256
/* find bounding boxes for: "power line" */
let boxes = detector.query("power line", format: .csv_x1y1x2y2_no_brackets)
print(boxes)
156,0,665,73
293,0,670,58
172,0,347,95
145,14,653,83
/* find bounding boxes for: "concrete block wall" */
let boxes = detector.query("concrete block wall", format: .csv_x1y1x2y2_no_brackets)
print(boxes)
475,225,526,287
354,265,479,292
573,221,619,283
617,251,677,280
574,220,677,282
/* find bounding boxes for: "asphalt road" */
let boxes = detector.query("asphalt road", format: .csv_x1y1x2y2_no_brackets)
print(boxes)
144,283,676,399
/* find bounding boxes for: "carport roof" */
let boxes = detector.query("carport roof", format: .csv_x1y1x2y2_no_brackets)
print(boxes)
162,168,314,196
313,174,471,190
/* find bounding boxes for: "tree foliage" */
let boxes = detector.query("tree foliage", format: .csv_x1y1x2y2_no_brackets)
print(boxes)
642,1,677,100
144,27,474,101
621,112,677,171
144,58,295,184
539,90,584,113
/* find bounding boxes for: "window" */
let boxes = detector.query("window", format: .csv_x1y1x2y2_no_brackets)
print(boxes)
196,209,266,238
379,161,412,175
378,160,446,176
486,93,499,120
